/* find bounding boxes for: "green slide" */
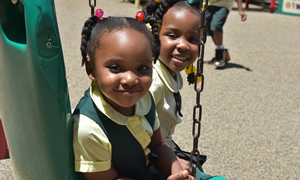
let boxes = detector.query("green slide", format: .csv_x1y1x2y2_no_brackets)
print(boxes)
0,0,80,179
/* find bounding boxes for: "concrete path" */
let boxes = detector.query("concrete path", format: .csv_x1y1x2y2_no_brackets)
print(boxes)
1,0,299,179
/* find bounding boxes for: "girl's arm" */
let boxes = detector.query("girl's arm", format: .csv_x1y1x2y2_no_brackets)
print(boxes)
150,127,184,176
83,168,118,180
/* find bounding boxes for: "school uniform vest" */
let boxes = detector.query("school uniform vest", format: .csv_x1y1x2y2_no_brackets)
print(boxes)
73,89,166,180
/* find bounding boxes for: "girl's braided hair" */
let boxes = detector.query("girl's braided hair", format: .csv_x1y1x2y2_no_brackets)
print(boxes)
80,16,160,66
142,0,201,28
143,15,160,63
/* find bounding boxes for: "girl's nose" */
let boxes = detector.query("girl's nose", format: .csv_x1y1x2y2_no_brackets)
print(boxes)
120,71,139,86
176,38,190,51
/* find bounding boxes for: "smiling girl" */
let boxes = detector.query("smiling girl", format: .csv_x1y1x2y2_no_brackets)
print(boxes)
72,9,197,180
140,0,205,175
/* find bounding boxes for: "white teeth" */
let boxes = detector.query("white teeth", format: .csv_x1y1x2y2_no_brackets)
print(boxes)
173,55,187,61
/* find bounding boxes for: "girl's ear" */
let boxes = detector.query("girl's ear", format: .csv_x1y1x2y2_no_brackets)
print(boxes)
85,58,96,81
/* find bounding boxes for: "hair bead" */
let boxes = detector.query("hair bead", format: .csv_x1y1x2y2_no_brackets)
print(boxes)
95,9,104,19
136,11,145,22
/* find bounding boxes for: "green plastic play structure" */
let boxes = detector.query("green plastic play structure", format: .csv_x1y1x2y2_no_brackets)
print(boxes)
0,0,80,179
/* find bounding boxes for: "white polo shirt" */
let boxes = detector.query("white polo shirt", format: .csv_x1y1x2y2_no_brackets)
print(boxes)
149,60,183,150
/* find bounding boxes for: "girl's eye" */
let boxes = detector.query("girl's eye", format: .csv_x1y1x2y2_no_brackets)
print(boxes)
109,65,120,72
167,33,176,39
189,37,198,44
138,66,150,72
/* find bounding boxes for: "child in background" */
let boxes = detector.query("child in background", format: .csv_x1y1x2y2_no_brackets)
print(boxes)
205,0,247,67
72,10,196,180
140,0,206,174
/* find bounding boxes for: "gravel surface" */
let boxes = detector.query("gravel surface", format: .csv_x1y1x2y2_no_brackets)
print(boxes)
1,0,299,179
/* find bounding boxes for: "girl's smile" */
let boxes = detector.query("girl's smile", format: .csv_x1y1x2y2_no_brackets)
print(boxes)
172,55,189,61
86,29,153,116
116,89,140,95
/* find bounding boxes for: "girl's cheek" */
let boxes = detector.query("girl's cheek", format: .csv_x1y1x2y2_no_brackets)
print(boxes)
192,47,198,55
145,76,153,88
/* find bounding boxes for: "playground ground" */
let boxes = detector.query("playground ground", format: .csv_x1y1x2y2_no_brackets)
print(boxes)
1,0,299,179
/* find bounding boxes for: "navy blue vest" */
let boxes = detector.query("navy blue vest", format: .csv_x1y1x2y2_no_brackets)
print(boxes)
73,89,166,180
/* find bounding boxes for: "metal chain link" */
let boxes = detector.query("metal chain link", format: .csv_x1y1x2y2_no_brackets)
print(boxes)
89,0,96,16
190,0,208,176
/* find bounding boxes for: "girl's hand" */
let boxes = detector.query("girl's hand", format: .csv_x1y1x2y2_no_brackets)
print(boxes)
167,170,196,180
177,157,192,174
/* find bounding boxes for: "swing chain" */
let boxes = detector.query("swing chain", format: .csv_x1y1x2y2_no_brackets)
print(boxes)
89,0,97,16
190,0,208,176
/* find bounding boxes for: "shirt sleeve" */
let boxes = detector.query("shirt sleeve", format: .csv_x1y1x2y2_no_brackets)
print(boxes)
73,114,112,173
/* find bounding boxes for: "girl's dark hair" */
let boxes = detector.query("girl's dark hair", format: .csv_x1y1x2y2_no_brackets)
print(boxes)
80,16,160,66
142,0,200,26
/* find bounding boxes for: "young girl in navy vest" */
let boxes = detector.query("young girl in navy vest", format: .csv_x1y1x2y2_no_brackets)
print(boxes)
72,9,196,180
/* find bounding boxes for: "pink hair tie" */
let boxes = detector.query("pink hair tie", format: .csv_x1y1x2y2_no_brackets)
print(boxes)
136,11,144,22
95,9,104,19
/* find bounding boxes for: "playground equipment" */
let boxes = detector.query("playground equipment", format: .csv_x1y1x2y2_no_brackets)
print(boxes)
244,0,279,13
275,0,300,16
245,0,300,15
269,0,279,12
0,0,79,179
